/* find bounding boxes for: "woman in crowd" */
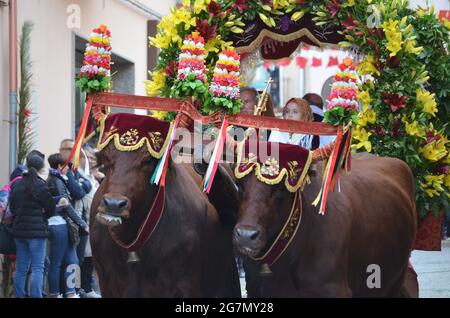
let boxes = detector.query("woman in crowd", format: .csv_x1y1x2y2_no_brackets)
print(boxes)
9,151,55,298
269,98,319,149
77,146,102,298
46,153,89,298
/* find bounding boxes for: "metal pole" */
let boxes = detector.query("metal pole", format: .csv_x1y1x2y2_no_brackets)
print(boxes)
9,0,18,172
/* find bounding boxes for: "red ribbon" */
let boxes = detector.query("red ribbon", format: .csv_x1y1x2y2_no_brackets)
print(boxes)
64,97,93,171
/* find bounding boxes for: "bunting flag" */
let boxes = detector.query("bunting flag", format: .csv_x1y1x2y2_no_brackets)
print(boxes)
202,117,229,193
64,97,93,171
296,56,308,69
312,57,322,67
276,58,291,67
327,56,339,67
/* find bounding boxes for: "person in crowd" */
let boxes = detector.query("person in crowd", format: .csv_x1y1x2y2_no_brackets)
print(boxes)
9,151,55,298
46,153,89,298
77,146,101,298
240,87,259,115
269,98,319,149
0,165,25,223
303,92,336,147
303,93,324,122
58,139,92,296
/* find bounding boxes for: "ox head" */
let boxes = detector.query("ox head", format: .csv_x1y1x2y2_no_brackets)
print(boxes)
232,140,314,258
234,174,295,257
92,112,172,234
95,143,158,230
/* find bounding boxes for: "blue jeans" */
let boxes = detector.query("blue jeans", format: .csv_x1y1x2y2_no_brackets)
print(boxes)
14,238,46,298
48,224,79,296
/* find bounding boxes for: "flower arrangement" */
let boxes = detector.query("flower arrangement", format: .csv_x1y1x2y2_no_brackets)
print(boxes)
324,57,359,126
147,0,449,217
170,32,209,108
325,2,450,217
208,47,242,114
76,24,112,93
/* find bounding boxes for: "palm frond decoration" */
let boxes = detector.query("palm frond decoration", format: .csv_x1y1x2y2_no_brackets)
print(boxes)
17,21,35,164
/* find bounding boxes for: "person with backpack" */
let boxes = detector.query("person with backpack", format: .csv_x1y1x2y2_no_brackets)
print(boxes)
9,151,55,298
46,153,89,298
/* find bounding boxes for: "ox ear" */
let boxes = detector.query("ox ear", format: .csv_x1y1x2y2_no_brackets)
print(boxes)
308,162,318,177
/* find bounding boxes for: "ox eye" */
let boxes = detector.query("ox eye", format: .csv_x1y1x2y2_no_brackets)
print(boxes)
274,187,287,205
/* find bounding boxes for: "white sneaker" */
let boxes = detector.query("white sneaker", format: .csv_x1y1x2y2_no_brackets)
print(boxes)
66,293,80,298
84,291,101,298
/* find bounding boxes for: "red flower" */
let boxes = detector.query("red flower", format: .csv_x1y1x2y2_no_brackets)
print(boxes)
374,125,385,137
196,18,217,41
382,92,408,112
391,118,403,137
325,0,341,18
231,0,249,13
436,164,450,175
165,60,177,77
208,1,224,18
22,108,32,118
425,130,441,145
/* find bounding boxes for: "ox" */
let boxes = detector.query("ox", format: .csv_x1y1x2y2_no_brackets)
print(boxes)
90,141,240,297
234,152,417,297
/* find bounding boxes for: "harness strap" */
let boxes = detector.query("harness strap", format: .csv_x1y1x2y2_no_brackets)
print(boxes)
109,186,165,252
250,190,303,267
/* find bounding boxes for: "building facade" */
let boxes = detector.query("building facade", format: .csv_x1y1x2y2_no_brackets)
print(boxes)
0,0,176,185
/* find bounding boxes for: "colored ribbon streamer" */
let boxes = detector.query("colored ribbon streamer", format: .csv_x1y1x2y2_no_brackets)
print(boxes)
151,113,181,187
64,97,93,171
202,117,229,193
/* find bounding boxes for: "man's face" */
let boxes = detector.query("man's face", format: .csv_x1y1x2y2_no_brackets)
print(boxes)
241,91,257,115
59,140,74,162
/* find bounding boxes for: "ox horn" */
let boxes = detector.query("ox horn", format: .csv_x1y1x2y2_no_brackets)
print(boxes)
127,251,141,263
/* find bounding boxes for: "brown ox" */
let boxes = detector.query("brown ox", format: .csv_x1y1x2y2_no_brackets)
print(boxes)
90,142,240,297
234,153,417,297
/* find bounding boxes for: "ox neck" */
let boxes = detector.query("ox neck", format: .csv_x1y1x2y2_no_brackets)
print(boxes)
249,190,303,270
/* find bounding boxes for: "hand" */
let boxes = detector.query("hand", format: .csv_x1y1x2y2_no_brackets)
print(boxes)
82,225,89,234
57,197,69,207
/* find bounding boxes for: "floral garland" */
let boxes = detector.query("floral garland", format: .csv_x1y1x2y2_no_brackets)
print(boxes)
171,32,209,106
76,24,112,93
322,1,449,217
147,0,449,217
324,57,359,127
208,47,242,114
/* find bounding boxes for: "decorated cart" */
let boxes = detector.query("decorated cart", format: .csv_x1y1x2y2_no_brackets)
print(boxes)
74,0,449,255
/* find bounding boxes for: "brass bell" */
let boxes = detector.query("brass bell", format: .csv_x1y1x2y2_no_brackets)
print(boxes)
127,251,141,263
260,263,273,276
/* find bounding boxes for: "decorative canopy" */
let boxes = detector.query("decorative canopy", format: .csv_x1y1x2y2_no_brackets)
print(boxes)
228,13,344,61
97,113,174,159
235,140,312,192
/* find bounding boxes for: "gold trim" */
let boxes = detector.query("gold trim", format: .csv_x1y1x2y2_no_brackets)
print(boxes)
234,141,313,193
235,27,340,58
251,191,303,264
96,115,175,159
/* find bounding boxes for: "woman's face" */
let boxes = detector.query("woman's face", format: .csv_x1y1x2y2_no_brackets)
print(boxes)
284,103,301,121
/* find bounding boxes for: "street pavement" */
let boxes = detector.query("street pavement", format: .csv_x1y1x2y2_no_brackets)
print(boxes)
239,240,450,298
411,240,450,298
